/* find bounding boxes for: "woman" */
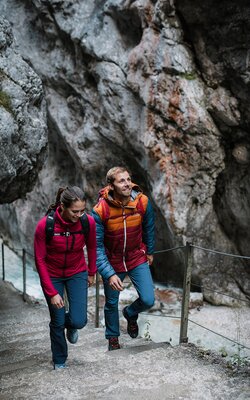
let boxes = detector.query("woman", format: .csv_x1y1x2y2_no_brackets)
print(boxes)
34,186,97,370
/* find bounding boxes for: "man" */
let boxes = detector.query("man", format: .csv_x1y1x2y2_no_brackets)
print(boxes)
92,166,155,350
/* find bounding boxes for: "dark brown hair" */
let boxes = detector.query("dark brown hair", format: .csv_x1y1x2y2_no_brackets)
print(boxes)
46,186,86,214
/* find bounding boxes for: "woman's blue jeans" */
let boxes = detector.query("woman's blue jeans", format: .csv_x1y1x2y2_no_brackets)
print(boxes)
103,262,155,339
45,271,88,364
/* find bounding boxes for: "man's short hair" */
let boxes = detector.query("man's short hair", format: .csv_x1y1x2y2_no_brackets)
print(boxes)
106,166,131,184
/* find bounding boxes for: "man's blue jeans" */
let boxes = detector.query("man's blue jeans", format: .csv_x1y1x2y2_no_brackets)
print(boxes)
103,262,155,339
45,271,88,364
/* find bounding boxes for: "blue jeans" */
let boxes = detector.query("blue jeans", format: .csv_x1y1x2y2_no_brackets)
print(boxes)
103,262,155,339
45,271,88,364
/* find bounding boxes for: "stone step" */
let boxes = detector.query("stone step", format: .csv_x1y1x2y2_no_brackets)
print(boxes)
0,280,249,400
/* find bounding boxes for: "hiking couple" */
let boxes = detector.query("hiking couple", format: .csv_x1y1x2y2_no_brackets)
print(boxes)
34,166,155,369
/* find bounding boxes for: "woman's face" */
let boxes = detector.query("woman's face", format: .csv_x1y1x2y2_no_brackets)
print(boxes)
61,200,86,223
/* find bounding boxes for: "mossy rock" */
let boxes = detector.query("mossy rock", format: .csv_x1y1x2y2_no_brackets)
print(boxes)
0,91,12,114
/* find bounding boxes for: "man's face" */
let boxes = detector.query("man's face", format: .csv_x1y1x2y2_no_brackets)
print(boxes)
111,171,132,200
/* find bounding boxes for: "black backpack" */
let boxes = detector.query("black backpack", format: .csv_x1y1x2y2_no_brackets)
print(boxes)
45,209,90,244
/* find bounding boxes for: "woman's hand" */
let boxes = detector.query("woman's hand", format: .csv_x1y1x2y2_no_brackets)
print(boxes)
88,275,95,287
51,294,64,309
147,254,154,266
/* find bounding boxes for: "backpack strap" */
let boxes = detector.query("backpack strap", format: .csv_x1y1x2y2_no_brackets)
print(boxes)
100,199,110,222
45,211,90,244
135,196,147,219
79,213,90,238
46,210,56,244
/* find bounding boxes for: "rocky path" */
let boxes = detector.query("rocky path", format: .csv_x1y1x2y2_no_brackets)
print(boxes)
0,280,249,400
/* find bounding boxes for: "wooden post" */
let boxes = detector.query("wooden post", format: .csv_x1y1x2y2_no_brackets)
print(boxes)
179,242,192,343
22,249,27,301
95,272,100,328
1,242,5,281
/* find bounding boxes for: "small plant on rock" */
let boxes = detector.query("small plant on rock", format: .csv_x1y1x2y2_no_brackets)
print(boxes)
144,320,151,341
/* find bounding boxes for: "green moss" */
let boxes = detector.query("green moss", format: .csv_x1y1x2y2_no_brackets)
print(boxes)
180,72,197,80
0,91,13,114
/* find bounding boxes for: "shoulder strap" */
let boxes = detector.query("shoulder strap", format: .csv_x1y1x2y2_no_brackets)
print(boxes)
45,210,56,244
100,199,110,222
136,196,147,217
45,211,90,244
79,213,90,237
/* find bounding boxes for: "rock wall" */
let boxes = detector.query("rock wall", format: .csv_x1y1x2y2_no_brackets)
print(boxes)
0,0,249,305
0,17,47,204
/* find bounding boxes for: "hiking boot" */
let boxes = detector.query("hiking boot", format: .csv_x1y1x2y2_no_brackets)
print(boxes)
54,363,67,370
122,306,139,338
66,328,78,344
108,337,121,351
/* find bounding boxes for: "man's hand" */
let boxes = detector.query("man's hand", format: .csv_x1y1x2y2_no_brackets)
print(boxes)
51,294,64,309
88,275,95,287
147,254,154,266
108,275,124,291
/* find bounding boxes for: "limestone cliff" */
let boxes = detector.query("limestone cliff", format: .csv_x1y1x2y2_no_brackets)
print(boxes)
0,17,47,203
0,0,249,305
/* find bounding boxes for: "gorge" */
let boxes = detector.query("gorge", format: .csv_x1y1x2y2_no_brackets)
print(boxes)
0,0,249,305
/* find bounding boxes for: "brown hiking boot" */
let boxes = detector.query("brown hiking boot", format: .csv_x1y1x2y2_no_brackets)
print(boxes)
122,306,139,338
108,337,121,351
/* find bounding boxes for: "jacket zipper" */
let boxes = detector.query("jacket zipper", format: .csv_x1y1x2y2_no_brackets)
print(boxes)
63,234,69,276
122,208,127,271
